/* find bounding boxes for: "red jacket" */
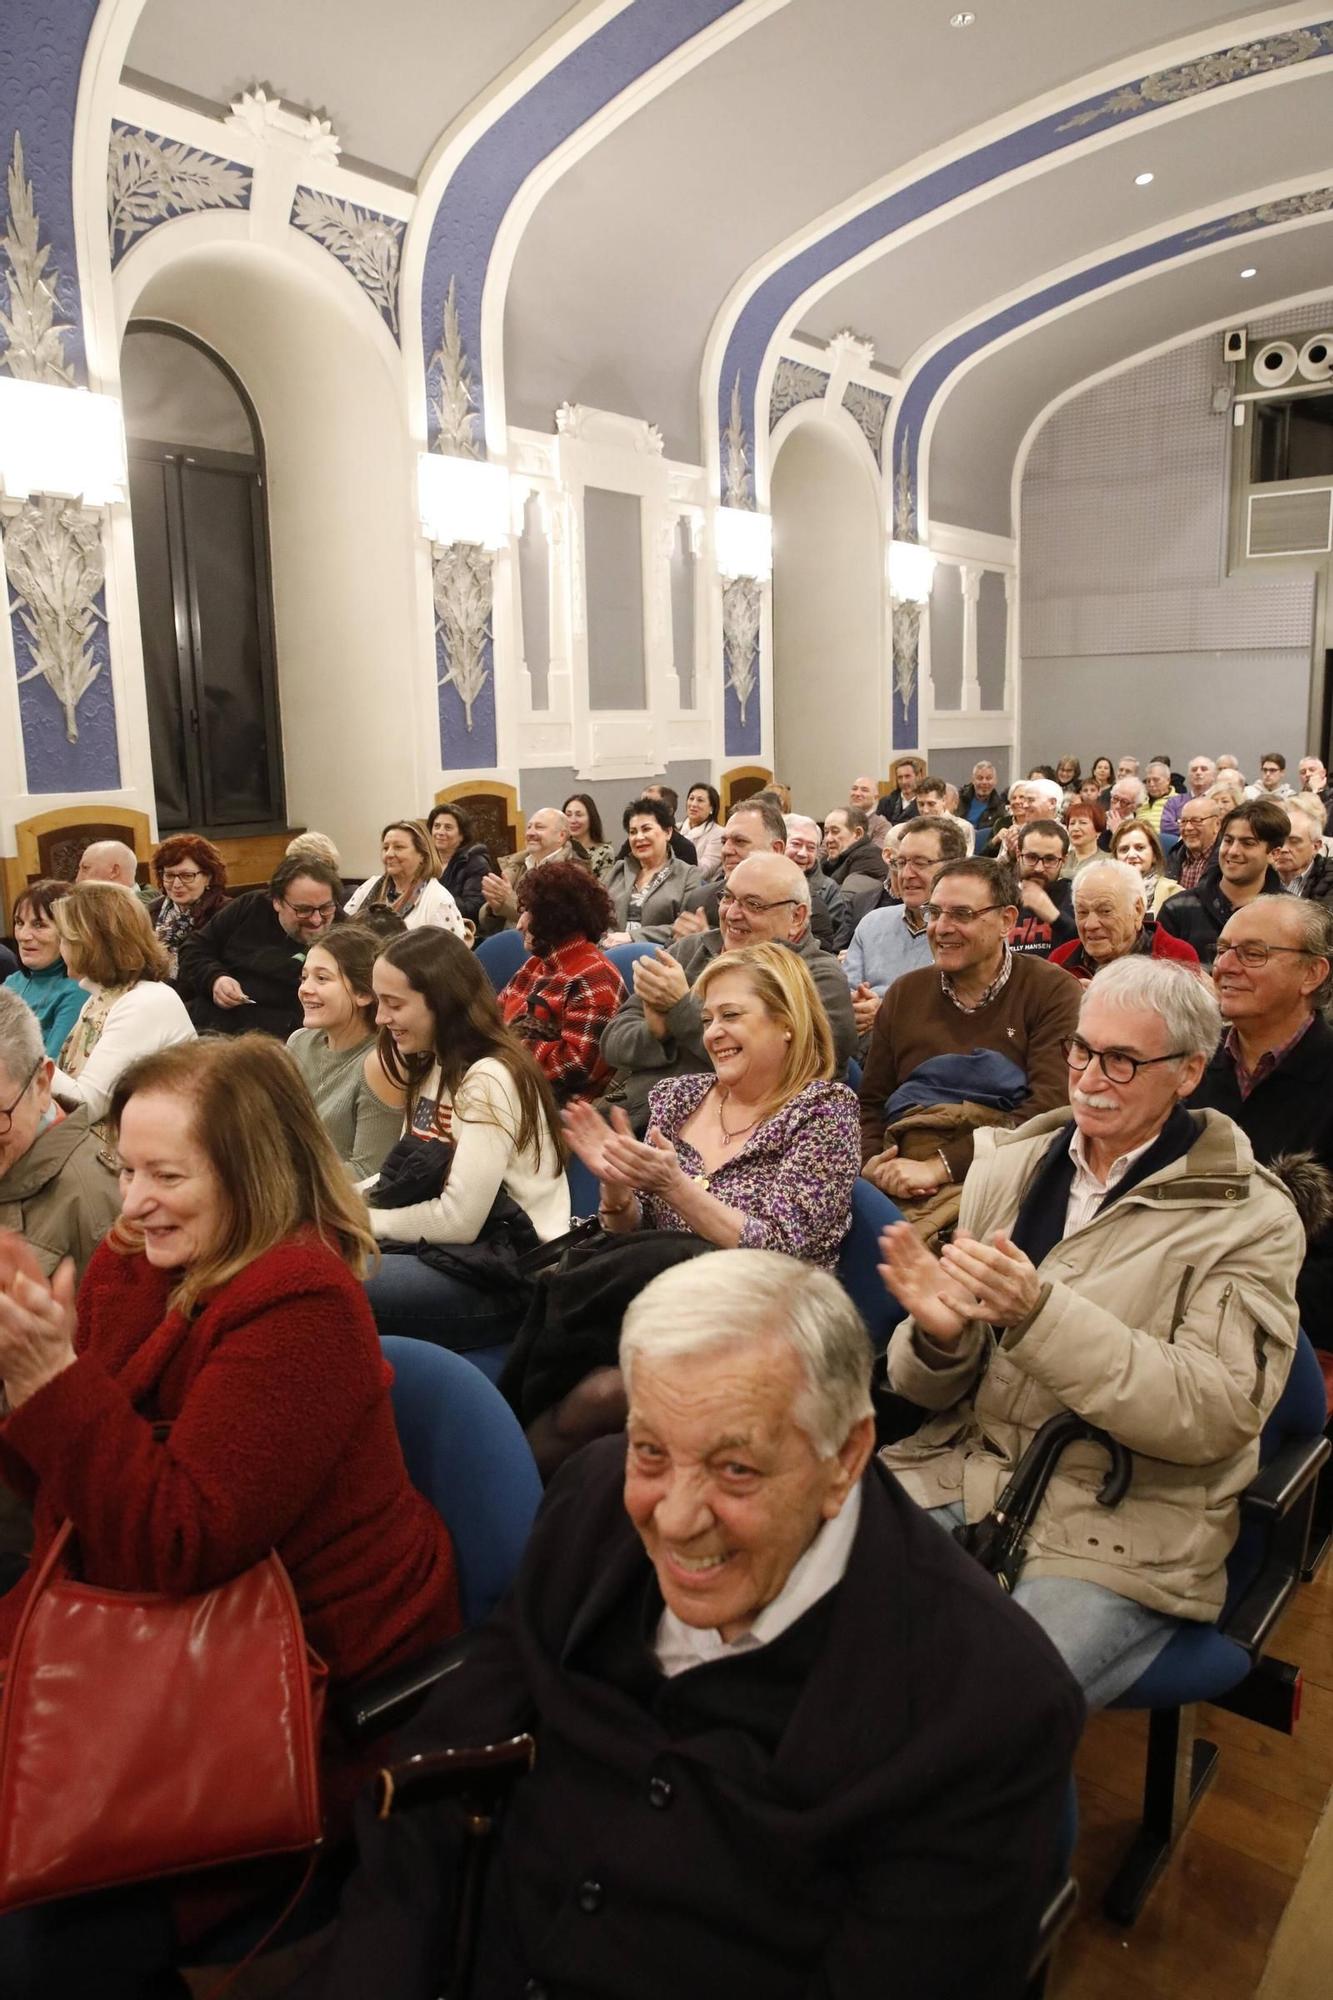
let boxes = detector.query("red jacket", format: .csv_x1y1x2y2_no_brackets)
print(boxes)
0,1234,459,1687
1049,923,1200,983
499,937,626,1102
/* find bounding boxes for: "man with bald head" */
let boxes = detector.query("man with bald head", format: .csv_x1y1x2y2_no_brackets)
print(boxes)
477,807,580,937
846,777,889,852
1161,756,1217,840
1189,896,1333,1338
599,851,856,1131
76,839,154,908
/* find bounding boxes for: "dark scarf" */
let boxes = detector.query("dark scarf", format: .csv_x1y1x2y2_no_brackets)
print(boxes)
1008,1104,1201,1271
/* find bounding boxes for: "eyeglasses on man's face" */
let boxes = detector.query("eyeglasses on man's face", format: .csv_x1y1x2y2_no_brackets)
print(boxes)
0,1058,41,1136
1215,938,1318,971
1063,1035,1187,1086
923,902,1000,926
718,891,799,919
282,896,337,921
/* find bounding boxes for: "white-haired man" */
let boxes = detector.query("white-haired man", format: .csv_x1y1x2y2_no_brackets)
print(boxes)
477,808,579,937
600,852,856,1131
785,814,852,950
880,956,1301,1703
307,1250,1083,2000
1105,774,1147,841
1298,754,1333,820
1275,797,1333,906
1050,859,1200,982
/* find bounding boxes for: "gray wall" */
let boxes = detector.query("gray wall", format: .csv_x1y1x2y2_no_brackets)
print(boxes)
929,565,962,709
1019,313,1318,772
923,745,1012,791
584,486,646,709
518,762,707,837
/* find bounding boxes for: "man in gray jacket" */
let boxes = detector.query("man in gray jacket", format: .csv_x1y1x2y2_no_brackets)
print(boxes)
599,853,857,1131
0,988,120,1281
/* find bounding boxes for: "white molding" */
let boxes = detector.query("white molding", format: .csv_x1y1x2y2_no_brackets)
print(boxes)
925,710,1017,751
700,3,1333,500
929,521,1015,567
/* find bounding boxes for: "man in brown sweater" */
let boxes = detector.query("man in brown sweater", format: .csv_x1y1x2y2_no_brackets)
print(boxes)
859,856,1082,1199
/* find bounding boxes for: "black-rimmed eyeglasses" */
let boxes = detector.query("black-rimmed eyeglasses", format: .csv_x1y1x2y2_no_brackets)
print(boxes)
0,1058,42,1137
1062,1036,1189,1086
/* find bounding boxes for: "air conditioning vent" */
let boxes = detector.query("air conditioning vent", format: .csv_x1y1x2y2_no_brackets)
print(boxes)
1246,487,1333,558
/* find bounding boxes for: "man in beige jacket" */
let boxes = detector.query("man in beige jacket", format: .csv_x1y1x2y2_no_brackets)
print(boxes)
878,954,1302,1705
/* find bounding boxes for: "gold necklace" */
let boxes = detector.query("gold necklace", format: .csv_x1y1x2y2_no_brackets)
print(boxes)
716,1091,763,1143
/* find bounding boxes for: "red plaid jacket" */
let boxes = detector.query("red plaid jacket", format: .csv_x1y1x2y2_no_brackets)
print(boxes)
499,938,627,1103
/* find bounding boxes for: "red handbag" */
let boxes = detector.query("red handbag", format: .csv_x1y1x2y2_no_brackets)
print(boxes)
0,1519,327,1913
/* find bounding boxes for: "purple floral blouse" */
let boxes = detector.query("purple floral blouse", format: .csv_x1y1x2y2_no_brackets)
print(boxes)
642,1073,860,1269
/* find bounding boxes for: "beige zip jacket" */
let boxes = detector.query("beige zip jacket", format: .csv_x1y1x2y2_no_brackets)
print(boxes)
881,1107,1302,1620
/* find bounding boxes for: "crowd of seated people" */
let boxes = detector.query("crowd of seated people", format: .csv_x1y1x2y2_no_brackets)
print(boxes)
0,737,1329,1995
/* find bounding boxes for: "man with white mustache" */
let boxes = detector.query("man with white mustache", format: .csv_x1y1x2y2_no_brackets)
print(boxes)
877,956,1301,1703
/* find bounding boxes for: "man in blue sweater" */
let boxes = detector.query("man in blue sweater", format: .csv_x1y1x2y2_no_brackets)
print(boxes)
844,818,969,1047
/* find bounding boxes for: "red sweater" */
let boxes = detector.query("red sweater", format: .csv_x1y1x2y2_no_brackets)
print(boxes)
0,1234,459,1686
1049,924,1200,983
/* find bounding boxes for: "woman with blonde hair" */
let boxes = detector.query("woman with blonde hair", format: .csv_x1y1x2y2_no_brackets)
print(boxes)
0,1033,458,1992
566,940,859,1268
51,883,194,1131
344,820,465,936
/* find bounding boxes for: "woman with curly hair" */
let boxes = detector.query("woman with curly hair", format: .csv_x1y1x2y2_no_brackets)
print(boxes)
498,861,627,1103
148,834,228,980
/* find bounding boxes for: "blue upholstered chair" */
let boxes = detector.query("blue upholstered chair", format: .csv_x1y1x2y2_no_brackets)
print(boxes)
837,1176,905,1351
604,938,660,983
1101,1328,1330,1923
474,927,530,993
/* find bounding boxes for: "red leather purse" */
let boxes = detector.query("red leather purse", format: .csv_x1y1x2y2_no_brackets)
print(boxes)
0,1519,327,1913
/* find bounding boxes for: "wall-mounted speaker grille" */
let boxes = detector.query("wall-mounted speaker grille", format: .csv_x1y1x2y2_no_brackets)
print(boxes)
1246,487,1333,558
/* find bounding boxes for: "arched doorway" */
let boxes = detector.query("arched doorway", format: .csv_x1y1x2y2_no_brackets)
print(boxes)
122,322,284,832
771,418,884,811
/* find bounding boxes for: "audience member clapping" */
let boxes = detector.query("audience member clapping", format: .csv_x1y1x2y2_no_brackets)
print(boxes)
499,862,626,1104
599,852,855,1131
1051,858,1199,982
0,1033,459,1994
288,924,405,1178
603,796,701,944
344,821,465,936
148,833,228,979
50,884,195,1132
4,879,84,1058
477,808,578,938
674,797,787,933
427,801,491,923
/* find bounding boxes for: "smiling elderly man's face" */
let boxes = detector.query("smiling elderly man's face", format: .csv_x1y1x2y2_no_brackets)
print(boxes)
624,1334,865,1642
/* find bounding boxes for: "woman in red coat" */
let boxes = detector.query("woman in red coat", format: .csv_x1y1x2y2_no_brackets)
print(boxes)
0,1033,460,1998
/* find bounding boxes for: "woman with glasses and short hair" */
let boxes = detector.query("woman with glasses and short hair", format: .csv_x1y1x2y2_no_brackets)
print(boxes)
148,834,228,981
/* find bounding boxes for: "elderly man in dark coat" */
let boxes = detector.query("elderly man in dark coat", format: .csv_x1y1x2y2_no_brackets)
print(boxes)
301,1251,1083,2000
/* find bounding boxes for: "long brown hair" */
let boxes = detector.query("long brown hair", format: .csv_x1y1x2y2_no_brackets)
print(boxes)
375,928,563,1162
108,1036,376,1313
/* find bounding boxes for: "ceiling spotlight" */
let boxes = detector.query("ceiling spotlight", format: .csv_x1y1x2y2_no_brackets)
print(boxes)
950,10,976,24
1134,171,1154,187
1240,267,1258,279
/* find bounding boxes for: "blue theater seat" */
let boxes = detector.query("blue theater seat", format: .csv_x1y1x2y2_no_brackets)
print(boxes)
474,927,530,992
603,938,660,983
1102,1328,1330,1923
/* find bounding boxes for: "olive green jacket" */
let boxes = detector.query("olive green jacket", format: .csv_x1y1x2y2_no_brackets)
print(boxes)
0,1109,122,1282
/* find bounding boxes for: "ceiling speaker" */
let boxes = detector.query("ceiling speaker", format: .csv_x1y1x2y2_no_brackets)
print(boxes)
1298,334,1333,382
1252,341,1298,388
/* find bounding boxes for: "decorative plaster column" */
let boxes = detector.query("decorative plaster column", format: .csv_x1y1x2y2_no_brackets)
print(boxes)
959,563,981,712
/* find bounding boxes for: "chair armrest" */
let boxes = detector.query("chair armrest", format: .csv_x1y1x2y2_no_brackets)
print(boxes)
334,1632,479,1745
1240,1436,1331,1521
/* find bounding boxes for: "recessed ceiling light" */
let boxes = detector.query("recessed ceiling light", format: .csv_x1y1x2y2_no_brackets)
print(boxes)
1240,267,1258,279
950,10,976,25
1134,171,1154,187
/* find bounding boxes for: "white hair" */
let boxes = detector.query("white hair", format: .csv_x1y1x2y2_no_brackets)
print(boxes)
1072,857,1146,908
620,1250,873,1459
1027,778,1063,813
286,830,341,870
1082,956,1222,1062
784,814,820,839
1288,793,1327,836
1111,777,1147,806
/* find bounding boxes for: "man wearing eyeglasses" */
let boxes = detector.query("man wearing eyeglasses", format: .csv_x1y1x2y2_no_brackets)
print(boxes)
599,853,856,1133
878,956,1302,1702
177,855,343,1041
1156,801,1289,967
859,857,1081,1201
1188,897,1333,1341
1164,797,1222,889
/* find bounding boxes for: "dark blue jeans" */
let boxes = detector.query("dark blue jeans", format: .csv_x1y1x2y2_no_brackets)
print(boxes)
363,1252,527,1352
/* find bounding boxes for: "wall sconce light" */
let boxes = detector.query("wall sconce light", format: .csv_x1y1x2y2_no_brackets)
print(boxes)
887,538,936,604
417,451,511,550
0,378,127,507
714,505,773,581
